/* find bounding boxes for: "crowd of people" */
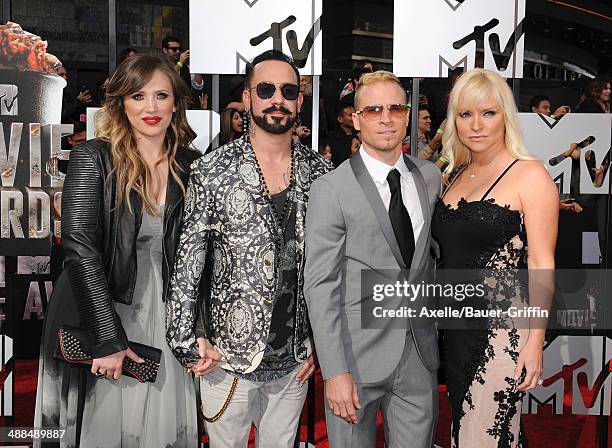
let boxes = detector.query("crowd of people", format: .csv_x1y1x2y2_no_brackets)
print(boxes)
36,36,611,448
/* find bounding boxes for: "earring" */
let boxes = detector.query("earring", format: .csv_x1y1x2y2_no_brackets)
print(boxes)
242,109,249,135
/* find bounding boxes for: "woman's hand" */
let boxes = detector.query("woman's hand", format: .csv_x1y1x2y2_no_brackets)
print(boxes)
199,93,208,110
514,339,544,392
91,348,143,380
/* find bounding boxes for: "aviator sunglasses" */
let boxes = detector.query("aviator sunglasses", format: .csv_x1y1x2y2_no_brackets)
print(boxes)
248,82,300,101
355,103,410,121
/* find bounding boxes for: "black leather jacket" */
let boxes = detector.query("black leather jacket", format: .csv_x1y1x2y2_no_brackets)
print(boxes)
61,138,201,357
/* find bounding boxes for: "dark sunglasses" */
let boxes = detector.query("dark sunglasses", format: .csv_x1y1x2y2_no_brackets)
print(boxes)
248,82,300,101
355,104,409,121
166,46,181,52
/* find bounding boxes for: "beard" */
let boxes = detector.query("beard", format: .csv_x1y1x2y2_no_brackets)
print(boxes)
250,104,297,135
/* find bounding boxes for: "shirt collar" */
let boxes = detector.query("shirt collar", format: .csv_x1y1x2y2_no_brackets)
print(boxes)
360,146,410,185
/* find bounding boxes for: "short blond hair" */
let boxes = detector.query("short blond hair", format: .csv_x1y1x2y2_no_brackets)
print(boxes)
354,70,406,108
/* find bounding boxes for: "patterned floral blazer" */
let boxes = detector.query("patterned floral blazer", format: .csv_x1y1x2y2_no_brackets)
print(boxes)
166,137,332,372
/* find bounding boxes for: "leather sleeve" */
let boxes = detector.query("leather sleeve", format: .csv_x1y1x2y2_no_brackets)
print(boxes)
61,142,128,358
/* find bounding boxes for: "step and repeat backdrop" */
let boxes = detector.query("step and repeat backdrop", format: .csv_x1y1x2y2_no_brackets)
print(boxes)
1,0,611,431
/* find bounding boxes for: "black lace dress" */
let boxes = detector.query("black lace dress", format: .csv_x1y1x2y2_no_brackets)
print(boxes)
431,160,529,448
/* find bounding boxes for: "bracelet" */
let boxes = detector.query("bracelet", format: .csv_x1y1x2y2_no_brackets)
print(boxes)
438,155,449,164
176,61,184,69
436,128,444,135
549,114,556,120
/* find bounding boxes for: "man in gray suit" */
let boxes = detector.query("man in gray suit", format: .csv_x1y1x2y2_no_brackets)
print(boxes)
304,71,440,447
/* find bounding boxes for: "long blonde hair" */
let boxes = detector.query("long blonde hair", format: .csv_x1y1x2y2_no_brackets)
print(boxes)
442,68,535,175
95,54,196,215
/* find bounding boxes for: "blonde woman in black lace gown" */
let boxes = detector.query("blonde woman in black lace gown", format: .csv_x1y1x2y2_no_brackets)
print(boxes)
431,69,558,447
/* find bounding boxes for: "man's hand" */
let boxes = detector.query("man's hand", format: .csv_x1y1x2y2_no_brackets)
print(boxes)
295,125,311,138
553,105,570,118
593,164,609,188
179,49,190,65
92,348,143,380
295,354,316,386
77,90,92,104
189,337,223,377
559,200,582,213
325,372,361,424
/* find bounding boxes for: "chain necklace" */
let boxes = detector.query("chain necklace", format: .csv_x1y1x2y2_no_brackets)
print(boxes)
252,141,295,308
253,142,296,237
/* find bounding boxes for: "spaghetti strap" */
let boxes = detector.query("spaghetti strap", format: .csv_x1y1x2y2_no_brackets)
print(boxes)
480,159,519,201
441,166,467,199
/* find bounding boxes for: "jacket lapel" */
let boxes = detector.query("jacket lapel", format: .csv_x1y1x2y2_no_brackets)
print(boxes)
402,154,431,274
293,144,308,216
350,153,405,269
293,143,309,261
163,152,191,230
238,138,277,236
128,189,142,230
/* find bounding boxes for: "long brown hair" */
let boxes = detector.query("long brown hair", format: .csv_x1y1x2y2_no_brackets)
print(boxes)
95,54,196,215
576,78,610,112
220,107,242,145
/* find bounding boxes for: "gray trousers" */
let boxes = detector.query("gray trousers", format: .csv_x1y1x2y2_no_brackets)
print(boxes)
325,335,439,448
200,366,307,448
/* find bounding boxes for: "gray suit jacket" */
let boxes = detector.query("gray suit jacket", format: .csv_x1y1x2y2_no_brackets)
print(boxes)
304,152,440,383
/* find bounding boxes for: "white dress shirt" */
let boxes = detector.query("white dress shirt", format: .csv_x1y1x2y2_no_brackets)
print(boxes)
359,146,424,244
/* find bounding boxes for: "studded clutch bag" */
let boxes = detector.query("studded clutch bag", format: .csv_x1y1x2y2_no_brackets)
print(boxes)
54,326,162,383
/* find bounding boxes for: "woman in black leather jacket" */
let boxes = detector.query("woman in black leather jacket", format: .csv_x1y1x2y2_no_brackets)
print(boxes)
34,54,201,448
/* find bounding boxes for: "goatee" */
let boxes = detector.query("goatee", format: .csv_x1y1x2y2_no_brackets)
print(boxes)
250,105,297,135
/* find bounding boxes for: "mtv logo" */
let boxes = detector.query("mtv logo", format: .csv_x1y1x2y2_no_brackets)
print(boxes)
523,335,612,416
442,0,466,11
186,110,221,154
518,113,611,195
17,255,50,275
0,84,18,115
190,0,322,75
394,0,525,78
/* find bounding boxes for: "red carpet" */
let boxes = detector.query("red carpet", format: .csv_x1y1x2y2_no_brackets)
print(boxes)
4,360,610,447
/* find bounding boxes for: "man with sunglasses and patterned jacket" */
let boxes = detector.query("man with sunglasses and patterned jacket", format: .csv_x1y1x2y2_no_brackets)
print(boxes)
166,50,332,448
304,71,440,447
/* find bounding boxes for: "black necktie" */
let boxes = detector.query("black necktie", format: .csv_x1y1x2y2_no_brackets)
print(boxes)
387,169,415,268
